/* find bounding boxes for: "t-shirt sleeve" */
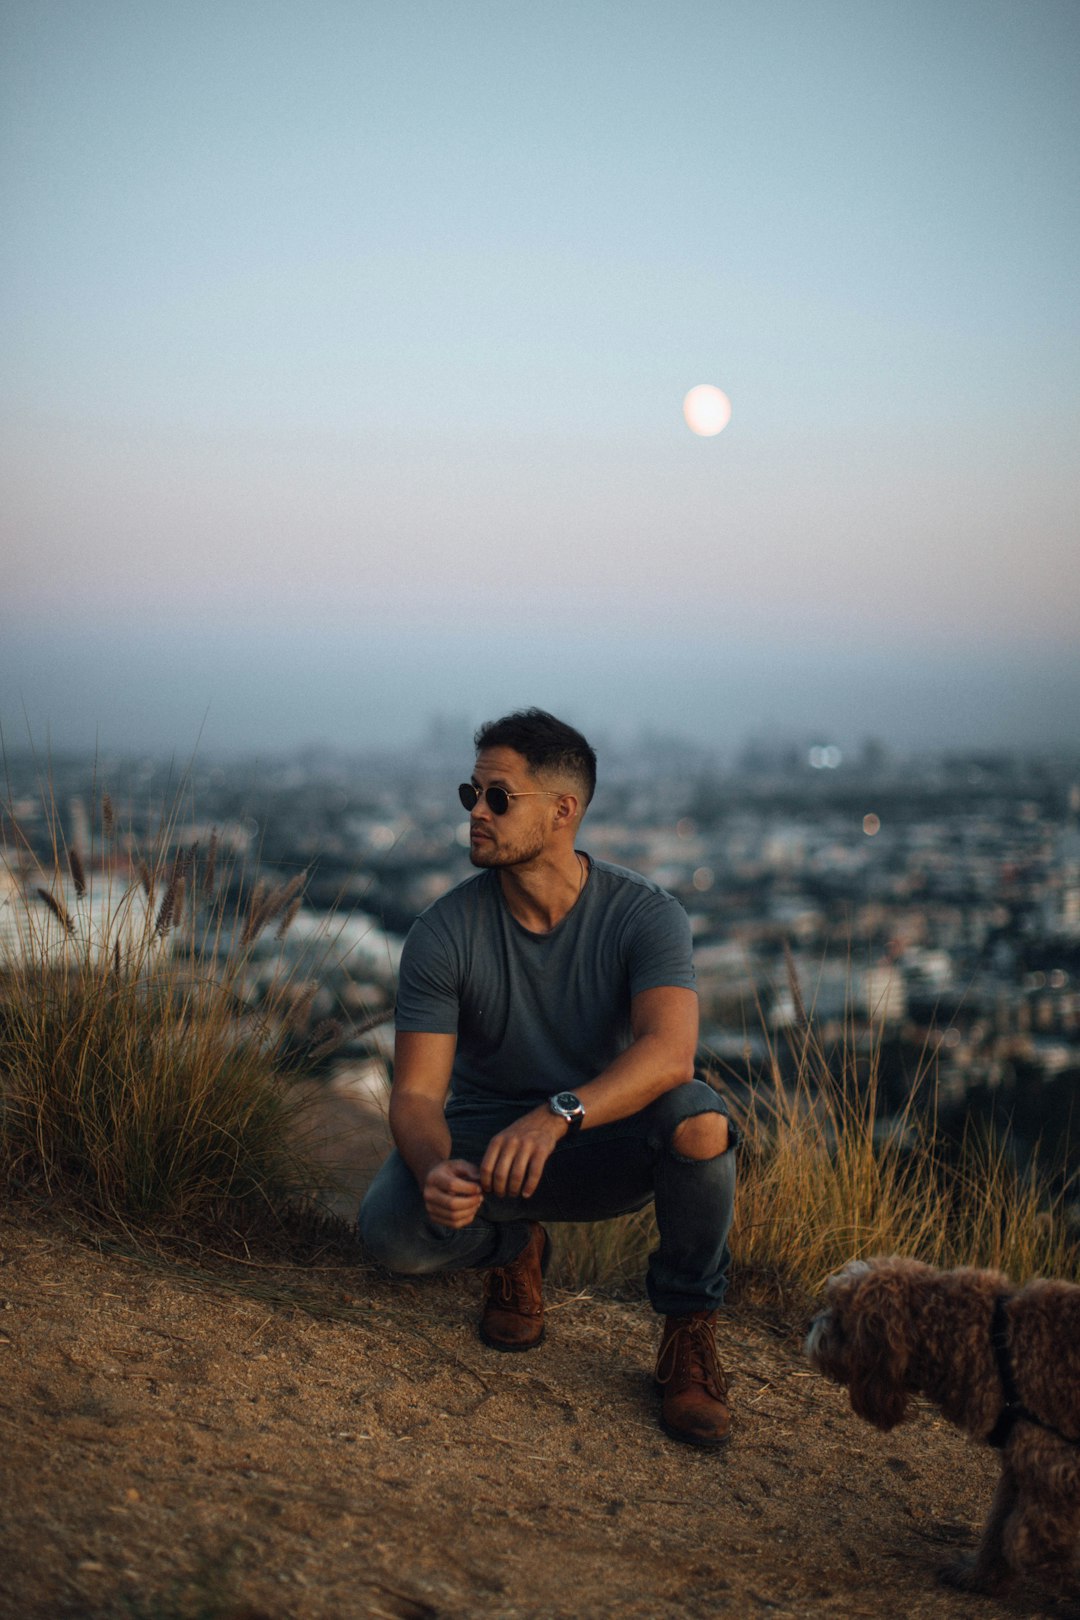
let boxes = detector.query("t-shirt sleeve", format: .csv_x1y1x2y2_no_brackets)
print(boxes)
394,917,461,1034
626,892,697,997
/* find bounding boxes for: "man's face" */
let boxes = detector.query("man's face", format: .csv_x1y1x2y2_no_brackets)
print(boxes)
466,746,557,870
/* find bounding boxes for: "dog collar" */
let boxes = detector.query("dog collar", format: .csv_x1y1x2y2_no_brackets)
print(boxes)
987,1294,1030,1448
985,1292,1078,1450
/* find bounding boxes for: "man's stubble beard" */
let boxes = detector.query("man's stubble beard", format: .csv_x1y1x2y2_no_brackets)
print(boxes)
469,824,547,870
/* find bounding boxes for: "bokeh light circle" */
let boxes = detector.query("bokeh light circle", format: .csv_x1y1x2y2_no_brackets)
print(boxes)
683,384,732,436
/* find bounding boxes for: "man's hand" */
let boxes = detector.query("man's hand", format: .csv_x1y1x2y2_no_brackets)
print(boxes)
423,1158,484,1228
480,1107,566,1200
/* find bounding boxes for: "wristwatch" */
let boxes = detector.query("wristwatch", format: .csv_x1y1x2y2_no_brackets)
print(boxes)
548,1091,586,1133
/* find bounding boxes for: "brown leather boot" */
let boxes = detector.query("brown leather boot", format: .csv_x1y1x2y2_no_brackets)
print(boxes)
479,1223,550,1352
654,1309,731,1447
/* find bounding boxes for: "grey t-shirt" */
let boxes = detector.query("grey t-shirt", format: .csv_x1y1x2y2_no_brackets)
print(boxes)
394,856,696,1109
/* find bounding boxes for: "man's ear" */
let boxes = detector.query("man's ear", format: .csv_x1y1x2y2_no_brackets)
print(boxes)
553,792,578,826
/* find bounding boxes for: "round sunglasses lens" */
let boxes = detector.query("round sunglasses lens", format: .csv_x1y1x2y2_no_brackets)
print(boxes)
457,783,512,814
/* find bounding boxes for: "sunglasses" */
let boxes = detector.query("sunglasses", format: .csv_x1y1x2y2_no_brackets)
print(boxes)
457,783,559,816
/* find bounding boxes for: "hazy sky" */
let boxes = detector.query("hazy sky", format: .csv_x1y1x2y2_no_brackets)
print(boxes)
3,0,1078,759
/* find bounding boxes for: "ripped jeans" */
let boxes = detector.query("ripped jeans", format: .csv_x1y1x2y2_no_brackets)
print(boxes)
357,1078,736,1315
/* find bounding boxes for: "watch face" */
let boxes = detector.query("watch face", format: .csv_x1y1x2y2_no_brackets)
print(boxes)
552,1091,583,1116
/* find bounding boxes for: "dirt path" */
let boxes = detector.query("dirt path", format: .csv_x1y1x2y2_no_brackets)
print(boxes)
1,1208,1075,1620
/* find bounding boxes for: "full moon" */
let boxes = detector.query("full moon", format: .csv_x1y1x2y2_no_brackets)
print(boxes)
683,384,732,437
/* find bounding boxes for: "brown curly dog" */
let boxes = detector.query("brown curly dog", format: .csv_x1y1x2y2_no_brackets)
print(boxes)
806,1256,1080,1595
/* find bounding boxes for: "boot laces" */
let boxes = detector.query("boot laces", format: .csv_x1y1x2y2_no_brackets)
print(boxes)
655,1314,728,1400
484,1265,518,1308
483,1232,542,1312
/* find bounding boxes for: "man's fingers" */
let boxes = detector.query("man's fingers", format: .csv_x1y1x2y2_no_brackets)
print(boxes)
431,1189,481,1214
478,1147,502,1195
479,1138,504,1183
495,1157,519,1199
424,1183,482,1227
520,1156,546,1198
428,1172,482,1203
516,1142,551,1198
483,1139,547,1200
482,1140,520,1198
508,1145,538,1197
442,1159,482,1190
423,1159,484,1227
429,1160,482,1197
442,1173,481,1198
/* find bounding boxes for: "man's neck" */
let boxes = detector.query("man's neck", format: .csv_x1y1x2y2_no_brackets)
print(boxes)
497,847,587,934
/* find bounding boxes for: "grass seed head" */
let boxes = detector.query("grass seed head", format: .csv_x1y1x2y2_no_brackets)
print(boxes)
783,940,809,1032
262,871,307,931
275,894,304,941
308,1018,345,1061
67,847,87,898
154,873,180,937
36,887,76,935
285,983,318,1032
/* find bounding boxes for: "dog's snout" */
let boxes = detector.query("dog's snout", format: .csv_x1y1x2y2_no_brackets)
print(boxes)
805,1310,832,1365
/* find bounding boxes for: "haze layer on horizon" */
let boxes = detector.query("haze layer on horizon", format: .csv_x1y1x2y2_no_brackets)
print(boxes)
3,2,1078,760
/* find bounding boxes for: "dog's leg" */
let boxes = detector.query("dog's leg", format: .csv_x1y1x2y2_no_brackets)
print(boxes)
996,1434,1080,1591
938,1466,1017,1594
1006,1492,1080,1582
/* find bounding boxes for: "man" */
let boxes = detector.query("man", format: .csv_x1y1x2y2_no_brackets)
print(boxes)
359,708,736,1446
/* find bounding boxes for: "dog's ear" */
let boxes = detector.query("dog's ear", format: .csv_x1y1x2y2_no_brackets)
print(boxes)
842,1267,913,1431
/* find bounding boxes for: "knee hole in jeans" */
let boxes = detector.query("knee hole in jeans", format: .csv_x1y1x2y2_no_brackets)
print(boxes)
670,1110,730,1161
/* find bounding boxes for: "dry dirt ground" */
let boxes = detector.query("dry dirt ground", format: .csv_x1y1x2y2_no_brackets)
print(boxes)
3,1201,1080,1620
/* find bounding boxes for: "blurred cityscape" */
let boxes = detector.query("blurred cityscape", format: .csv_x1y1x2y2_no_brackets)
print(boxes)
3,726,1079,1209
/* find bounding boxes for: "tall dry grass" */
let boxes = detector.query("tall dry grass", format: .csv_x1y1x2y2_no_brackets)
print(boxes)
0,779,332,1235
551,983,1078,1307
729,1062,1076,1308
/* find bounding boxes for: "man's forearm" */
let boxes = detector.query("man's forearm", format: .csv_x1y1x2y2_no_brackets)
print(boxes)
574,1032,695,1130
389,1090,455,1186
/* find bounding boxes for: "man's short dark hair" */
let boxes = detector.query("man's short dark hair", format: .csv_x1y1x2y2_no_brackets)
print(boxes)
474,708,597,806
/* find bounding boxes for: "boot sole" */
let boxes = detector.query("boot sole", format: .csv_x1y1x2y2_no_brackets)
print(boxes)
659,1415,730,1448
477,1323,546,1353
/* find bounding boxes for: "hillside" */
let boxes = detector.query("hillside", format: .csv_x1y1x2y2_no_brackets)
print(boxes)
2,1206,1077,1620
